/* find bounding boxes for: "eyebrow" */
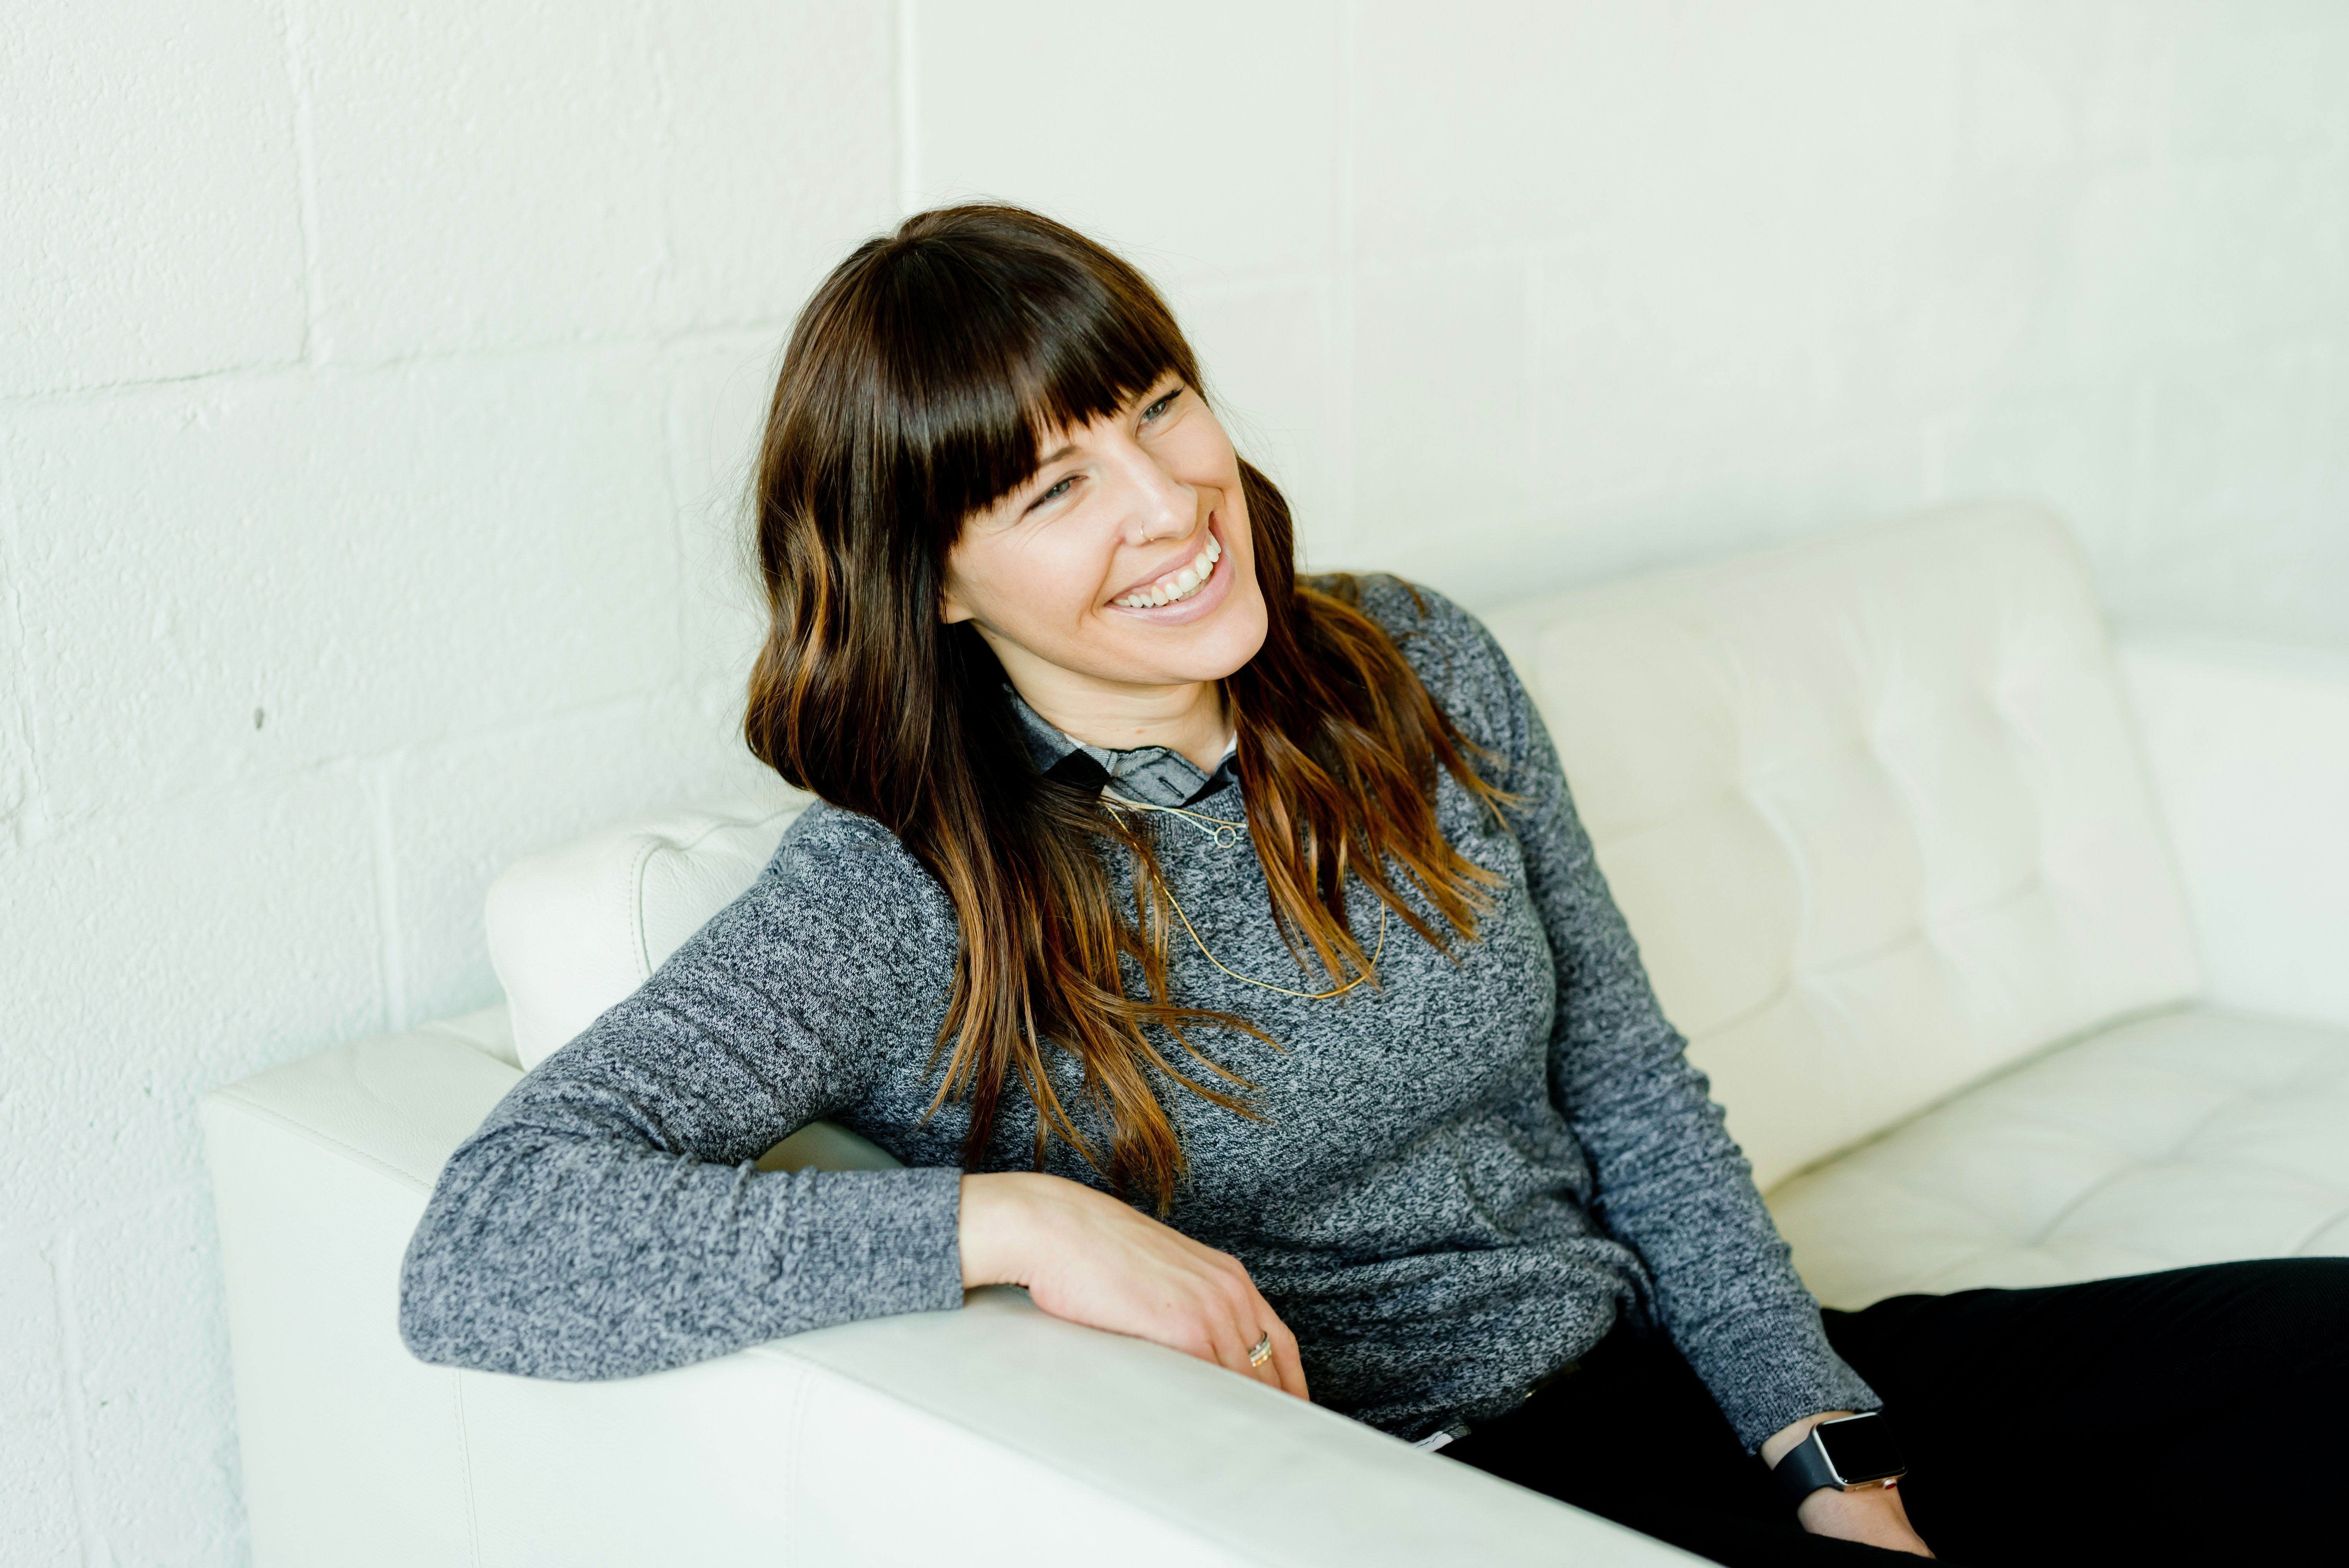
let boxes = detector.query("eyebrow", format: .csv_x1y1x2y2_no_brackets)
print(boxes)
1025,384,1182,490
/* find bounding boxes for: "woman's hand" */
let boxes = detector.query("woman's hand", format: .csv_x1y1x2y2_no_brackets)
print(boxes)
1762,1413,1934,1557
1796,1484,1931,1556
959,1171,1309,1401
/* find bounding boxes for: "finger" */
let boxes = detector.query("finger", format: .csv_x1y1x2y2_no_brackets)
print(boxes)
1214,1292,1284,1390
1241,1318,1285,1391
1216,1275,1291,1394
1242,1282,1309,1400
1200,1301,1264,1383
1268,1317,1308,1401
1193,1270,1278,1390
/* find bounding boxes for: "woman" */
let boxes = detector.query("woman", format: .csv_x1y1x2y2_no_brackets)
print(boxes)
401,205,2346,1566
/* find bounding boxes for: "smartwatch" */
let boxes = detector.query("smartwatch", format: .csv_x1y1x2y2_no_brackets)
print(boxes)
1771,1412,1908,1507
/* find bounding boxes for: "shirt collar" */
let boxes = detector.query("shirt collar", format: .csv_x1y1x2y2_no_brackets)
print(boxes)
1005,686,1240,809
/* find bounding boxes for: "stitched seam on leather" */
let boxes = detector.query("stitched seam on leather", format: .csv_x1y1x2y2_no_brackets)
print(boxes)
1765,997,2203,1191
622,804,801,985
2283,1201,2349,1255
672,802,798,853
2012,1086,2257,1248
626,836,661,983
2151,1087,2262,1162
207,1087,434,1193
453,1371,483,1567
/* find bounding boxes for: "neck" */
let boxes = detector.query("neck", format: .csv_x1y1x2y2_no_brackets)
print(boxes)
1001,659,1232,774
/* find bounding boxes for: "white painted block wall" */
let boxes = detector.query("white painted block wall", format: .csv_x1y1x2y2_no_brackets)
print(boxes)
2,2,2344,1562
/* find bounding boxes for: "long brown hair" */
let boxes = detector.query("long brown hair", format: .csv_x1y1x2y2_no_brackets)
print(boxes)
745,204,1508,1208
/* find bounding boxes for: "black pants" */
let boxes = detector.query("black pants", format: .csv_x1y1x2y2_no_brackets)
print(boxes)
1440,1259,2349,1566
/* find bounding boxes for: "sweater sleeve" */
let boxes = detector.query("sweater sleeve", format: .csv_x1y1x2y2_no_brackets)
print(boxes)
1385,579,1881,1452
396,813,967,1380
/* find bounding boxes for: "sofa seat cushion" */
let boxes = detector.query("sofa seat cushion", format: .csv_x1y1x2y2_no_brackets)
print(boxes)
1766,1006,2349,1310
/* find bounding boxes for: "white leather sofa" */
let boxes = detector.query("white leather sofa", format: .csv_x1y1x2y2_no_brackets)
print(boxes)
202,501,2349,1566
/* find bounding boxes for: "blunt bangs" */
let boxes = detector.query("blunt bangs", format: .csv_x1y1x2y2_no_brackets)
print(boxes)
860,211,1201,536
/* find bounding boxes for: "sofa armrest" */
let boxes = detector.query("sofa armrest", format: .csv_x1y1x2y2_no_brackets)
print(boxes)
2119,633,2349,1030
204,1030,1689,1567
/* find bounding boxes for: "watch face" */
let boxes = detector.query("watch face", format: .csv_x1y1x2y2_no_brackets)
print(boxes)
1816,1414,1906,1484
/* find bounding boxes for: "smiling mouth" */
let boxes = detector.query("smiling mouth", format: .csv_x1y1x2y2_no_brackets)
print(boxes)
1113,532,1224,608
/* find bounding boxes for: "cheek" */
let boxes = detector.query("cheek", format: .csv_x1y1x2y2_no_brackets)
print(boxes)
973,533,1113,633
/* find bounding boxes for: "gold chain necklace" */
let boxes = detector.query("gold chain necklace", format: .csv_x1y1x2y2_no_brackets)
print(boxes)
1100,790,1386,1000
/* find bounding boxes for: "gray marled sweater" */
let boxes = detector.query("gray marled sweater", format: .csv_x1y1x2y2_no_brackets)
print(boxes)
399,576,1880,1449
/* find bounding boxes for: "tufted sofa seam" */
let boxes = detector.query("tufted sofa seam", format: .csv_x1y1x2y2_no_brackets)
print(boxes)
2283,1202,2349,1256
2019,1160,2171,1250
1761,1000,2206,1194
1984,1082,2253,1158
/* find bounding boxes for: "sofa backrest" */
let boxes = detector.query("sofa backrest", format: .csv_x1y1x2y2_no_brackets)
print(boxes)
488,791,812,1070
1481,501,2201,1186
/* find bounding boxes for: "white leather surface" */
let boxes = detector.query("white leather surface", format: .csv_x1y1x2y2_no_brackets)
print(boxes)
421,1001,521,1067
2121,634,2349,1032
1768,1006,2349,1310
201,1031,522,1568
485,784,905,1171
203,1030,1695,1566
1481,502,2205,1187
486,788,811,1069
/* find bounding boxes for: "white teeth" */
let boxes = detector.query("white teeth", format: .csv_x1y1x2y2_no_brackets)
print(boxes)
1116,535,1223,609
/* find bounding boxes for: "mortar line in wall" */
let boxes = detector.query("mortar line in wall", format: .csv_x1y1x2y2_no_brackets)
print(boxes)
47,1231,106,1563
656,352,694,691
6,1178,217,1254
2294,337,2329,530
645,0,677,305
368,757,410,1033
0,320,815,409
893,0,921,214
33,681,706,841
2317,341,2342,523
0,438,49,848
1517,249,1538,532
1325,0,1361,563
0,355,315,409
278,0,326,361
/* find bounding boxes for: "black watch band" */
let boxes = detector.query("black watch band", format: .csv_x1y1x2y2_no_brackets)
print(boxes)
1773,1433,1845,1505
1772,1412,1907,1507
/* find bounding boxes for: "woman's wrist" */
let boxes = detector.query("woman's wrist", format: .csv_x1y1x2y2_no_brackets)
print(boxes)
1761,1409,1854,1470
1764,1411,1933,1556
958,1171,1050,1288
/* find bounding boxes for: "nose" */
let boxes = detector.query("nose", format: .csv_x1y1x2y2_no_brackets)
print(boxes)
1108,429,1196,547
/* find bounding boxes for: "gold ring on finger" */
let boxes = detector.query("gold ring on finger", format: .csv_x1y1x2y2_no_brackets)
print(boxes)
1248,1331,1274,1367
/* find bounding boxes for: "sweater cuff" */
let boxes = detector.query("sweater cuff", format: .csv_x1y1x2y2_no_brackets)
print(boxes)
770,1165,967,1327
1678,1304,1882,1453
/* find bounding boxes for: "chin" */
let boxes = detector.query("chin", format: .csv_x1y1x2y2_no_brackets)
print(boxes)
1179,589,1270,683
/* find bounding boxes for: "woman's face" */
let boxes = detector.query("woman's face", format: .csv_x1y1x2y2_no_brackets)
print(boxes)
939,374,1269,707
